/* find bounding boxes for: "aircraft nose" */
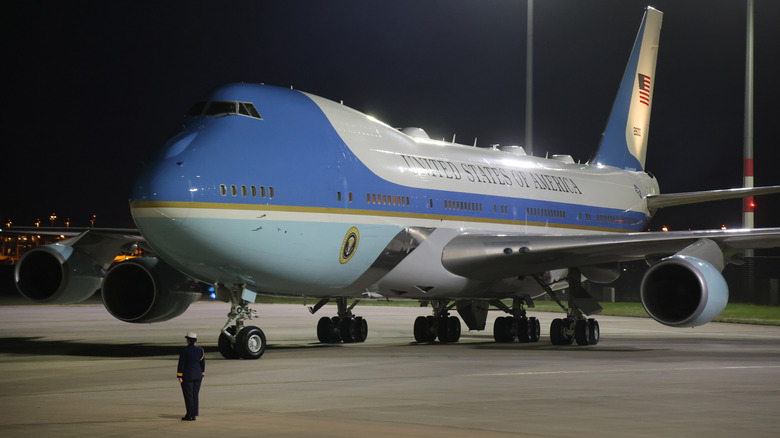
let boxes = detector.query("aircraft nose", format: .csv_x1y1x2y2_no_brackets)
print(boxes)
130,134,197,231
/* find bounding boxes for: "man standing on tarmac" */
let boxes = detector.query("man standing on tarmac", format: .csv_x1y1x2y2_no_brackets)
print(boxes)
177,332,205,421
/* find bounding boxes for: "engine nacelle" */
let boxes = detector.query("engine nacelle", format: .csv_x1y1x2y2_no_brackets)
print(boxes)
102,257,199,323
640,254,728,328
14,244,104,304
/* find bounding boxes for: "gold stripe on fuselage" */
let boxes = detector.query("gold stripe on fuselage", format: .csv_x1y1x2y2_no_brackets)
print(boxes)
130,200,634,233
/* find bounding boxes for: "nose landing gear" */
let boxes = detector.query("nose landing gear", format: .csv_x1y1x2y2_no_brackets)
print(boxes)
216,284,267,360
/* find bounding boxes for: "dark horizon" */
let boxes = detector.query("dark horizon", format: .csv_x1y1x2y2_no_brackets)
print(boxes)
2,0,779,231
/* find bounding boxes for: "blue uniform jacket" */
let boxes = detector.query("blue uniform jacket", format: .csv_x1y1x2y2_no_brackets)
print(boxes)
177,344,205,381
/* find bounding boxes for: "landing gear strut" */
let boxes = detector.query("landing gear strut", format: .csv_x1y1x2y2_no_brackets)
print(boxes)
491,297,541,343
414,300,461,343
537,269,601,346
311,297,368,344
216,284,267,360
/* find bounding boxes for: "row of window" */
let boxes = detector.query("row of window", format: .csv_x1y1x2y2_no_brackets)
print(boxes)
365,193,411,206
596,214,626,224
215,185,631,227
527,207,566,219
219,184,274,199
445,200,483,212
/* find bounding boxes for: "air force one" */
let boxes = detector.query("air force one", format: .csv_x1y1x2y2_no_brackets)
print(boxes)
9,7,780,359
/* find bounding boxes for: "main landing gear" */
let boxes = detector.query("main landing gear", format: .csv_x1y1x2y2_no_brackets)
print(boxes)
413,300,462,343
216,285,267,360
491,297,541,343
537,269,601,346
310,297,368,344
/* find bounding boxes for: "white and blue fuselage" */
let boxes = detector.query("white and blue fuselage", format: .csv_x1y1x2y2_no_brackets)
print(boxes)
130,83,658,300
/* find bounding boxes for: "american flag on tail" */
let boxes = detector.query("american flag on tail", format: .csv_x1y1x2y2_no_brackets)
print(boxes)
638,73,651,106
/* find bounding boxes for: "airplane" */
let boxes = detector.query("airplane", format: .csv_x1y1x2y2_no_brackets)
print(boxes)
7,6,780,359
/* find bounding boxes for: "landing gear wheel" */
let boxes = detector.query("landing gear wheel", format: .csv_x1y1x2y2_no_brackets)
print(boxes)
574,319,591,346
516,316,530,343
587,318,600,345
528,317,541,343
414,316,436,343
354,317,368,343
448,316,461,342
493,316,514,343
550,318,574,345
438,316,461,343
218,326,240,359
236,326,267,359
317,317,338,344
340,317,357,343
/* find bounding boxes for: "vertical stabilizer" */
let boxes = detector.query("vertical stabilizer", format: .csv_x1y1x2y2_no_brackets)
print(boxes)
591,7,663,171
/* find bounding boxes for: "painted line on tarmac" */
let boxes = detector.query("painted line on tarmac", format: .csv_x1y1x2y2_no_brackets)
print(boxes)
467,365,780,377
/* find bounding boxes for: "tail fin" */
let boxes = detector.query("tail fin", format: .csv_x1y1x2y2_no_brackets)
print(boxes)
591,7,663,171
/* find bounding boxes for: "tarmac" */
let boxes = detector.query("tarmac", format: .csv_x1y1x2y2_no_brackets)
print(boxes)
1,300,779,437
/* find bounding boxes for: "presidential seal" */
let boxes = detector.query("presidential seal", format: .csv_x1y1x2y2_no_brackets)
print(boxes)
339,227,359,264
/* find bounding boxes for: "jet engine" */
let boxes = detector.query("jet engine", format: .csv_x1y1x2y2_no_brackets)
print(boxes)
640,239,728,328
102,257,199,323
15,244,104,304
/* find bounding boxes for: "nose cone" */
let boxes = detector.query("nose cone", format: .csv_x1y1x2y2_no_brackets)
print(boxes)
130,131,198,234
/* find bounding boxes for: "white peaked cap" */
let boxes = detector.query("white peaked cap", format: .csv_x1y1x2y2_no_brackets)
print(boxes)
185,332,197,339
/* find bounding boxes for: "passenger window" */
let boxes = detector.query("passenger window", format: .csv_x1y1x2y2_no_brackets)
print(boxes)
251,186,257,197
230,185,237,196
269,187,274,198
220,184,227,196
241,185,247,197
260,186,266,197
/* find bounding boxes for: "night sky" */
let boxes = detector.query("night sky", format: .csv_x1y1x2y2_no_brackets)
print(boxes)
2,0,779,231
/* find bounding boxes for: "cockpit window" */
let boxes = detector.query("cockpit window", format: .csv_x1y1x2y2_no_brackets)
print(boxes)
204,101,237,116
186,101,262,119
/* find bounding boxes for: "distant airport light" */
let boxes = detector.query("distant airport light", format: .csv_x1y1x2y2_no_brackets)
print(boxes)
722,224,728,230
662,226,668,232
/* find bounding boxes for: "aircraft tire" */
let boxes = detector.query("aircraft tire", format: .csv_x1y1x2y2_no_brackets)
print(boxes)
317,317,335,344
414,316,434,343
516,316,530,343
574,319,591,346
340,317,357,343
493,316,514,342
236,326,267,359
587,319,600,345
448,316,461,342
218,326,240,359
354,317,368,343
439,316,461,343
550,318,573,345
529,317,541,343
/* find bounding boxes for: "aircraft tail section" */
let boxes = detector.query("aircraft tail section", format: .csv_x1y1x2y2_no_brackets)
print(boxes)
591,7,663,171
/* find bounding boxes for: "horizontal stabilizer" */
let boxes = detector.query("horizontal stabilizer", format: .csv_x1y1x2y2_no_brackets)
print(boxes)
646,185,780,210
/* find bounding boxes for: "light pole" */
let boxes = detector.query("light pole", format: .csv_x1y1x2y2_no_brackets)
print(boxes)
525,0,534,156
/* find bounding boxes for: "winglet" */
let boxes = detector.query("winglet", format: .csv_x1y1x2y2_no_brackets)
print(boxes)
591,7,663,171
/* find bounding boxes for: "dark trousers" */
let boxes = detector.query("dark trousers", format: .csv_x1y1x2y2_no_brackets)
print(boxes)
181,379,202,418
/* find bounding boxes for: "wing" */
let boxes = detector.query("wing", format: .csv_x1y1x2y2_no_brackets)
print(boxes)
2,227,144,269
646,186,780,210
441,227,780,281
